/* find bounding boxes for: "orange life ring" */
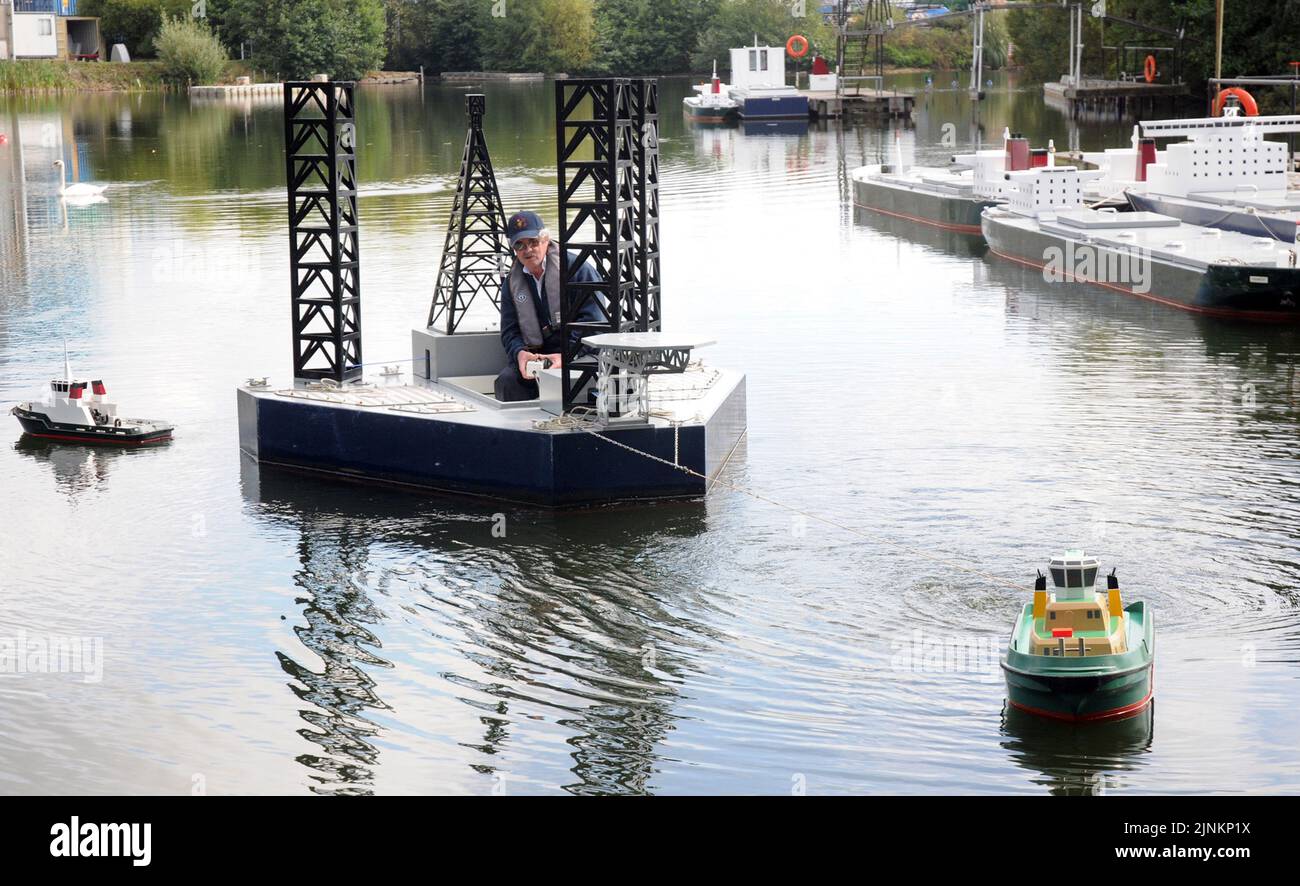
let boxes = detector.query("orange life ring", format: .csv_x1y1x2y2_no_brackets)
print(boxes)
1143,55,1156,84
1212,87,1259,117
786,35,809,59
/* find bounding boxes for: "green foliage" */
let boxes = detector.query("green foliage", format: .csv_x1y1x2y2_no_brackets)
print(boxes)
220,0,386,80
478,0,598,73
883,21,973,70
79,0,193,58
0,60,172,92
154,15,229,85
0,60,73,90
692,0,833,72
1006,6,1085,85
1008,0,1300,99
593,0,717,75
384,0,493,73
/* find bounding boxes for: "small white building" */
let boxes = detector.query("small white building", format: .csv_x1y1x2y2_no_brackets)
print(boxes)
1,0,103,61
729,44,788,91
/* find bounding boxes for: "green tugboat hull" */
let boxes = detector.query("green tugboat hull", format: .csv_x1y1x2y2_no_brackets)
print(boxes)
1002,601,1154,723
1004,660,1153,721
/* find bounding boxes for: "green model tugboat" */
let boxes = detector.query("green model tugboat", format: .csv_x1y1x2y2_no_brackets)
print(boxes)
1002,551,1154,722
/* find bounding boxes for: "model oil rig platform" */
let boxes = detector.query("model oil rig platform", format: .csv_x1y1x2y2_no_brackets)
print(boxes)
237,81,746,506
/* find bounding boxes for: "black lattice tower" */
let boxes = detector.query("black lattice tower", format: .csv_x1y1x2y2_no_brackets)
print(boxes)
631,79,662,334
427,94,510,333
555,78,662,413
285,81,362,384
555,78,637,412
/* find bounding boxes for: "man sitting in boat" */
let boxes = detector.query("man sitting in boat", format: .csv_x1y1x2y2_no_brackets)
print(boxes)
495,210,604,402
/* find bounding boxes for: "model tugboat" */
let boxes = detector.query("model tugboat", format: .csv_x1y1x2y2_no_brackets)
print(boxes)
683,61,739,123
1002,551,1154,722
12,355,173,445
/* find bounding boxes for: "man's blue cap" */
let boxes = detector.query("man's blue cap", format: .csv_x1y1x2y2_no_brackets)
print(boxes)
507,210,544,247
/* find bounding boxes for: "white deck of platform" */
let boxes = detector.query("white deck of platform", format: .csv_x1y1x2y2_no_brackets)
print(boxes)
245,361,740,433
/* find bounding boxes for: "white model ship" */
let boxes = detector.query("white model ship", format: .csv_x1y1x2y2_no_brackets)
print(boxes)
11,352,173,445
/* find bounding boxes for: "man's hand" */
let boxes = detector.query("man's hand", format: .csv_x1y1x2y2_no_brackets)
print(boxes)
542,353,562,370
517,350,538,379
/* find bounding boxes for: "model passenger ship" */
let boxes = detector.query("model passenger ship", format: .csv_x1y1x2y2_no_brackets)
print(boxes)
1002,551,1155,722
11,357,173,445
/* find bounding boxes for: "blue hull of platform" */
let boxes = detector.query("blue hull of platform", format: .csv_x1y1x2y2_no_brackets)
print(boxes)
238,382,745,508
738,96,809,119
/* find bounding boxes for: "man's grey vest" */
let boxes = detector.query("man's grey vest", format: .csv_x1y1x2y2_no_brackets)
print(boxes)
508,240,563,349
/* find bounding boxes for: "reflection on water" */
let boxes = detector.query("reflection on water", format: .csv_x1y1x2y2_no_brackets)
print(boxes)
2,74,1299,793
852,206,988,258
280,517,394,796
12,436,135,498
241,458,708,795
1001,702,1155,796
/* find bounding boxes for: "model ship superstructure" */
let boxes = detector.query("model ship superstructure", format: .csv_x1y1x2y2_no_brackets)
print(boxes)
852,129,1067,234
1123,110,1300,242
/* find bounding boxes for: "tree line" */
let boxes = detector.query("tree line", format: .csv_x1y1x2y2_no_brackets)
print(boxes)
1007,0,1300,104
77,0,1296,89
76,0,873,80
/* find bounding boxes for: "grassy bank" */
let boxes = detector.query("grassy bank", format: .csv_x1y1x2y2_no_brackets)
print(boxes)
1,61,167,92
0,60,274,93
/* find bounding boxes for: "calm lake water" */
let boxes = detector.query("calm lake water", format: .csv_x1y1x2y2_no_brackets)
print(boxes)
2,73,1298,795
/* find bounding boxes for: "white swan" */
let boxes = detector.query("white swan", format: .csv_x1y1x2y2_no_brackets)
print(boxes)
52,160,108,200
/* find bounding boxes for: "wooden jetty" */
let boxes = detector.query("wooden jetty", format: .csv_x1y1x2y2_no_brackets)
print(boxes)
1043,78,1188,118
803,88,914,120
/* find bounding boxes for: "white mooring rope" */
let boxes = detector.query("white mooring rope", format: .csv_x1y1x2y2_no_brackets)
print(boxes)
549,416,1033,592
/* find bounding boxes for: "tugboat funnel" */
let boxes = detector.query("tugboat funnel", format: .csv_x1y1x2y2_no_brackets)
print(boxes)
1004,133,1030,171
1135,138,1157,182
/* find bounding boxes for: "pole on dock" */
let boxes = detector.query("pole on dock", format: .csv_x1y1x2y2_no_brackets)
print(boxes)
1067,2,1076,86
969,4,985,99
1214,0,1224,82
1075,3,1084,86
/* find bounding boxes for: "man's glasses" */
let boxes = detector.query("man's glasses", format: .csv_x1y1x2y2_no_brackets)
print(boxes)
513,238,541,253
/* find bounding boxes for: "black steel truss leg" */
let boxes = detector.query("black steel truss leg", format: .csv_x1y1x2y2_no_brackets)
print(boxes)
555,78,662,414
285,81,362,384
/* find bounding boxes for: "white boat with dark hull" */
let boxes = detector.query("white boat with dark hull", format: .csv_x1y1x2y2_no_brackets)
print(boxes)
1121,111,1300,244
683,62,739,123
726,42,809,120
982,166,1300,322
12,357,173,445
